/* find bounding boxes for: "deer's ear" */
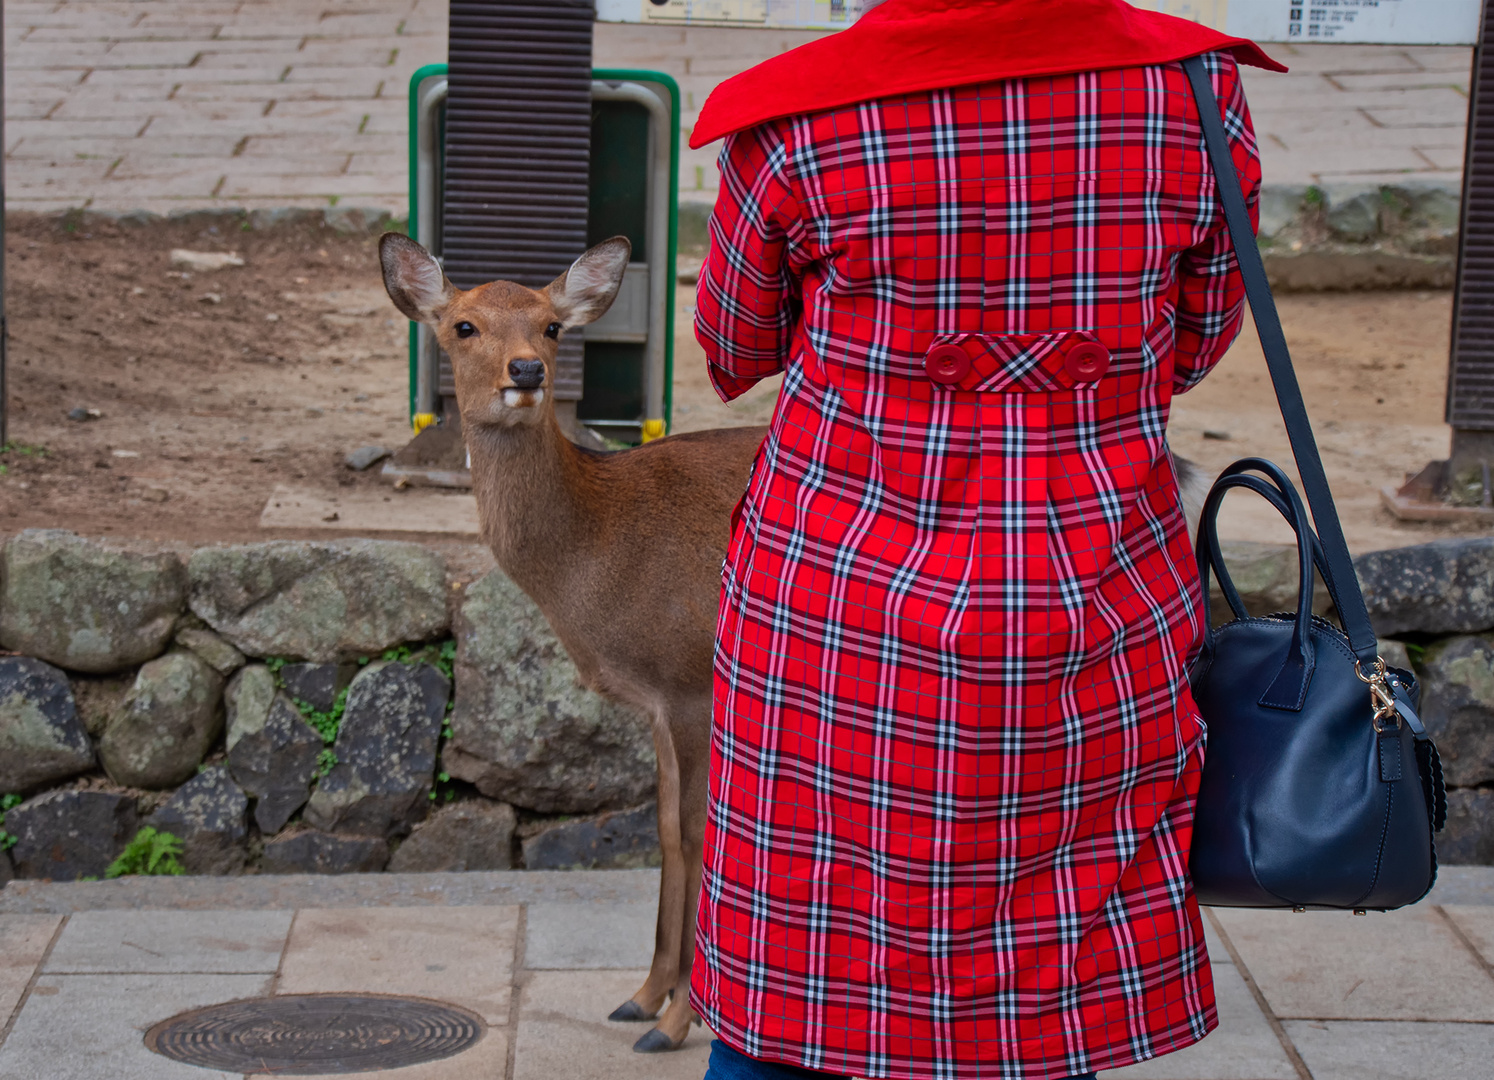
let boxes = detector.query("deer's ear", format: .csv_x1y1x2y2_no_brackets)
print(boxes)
380,232,453,324
547,237,631,329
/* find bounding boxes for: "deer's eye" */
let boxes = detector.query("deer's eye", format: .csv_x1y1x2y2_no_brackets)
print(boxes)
455,321,477,339
545,322,562,340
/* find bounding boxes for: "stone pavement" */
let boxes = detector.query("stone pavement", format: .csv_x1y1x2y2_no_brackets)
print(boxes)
0,2,1476,216
0,868,1491,1080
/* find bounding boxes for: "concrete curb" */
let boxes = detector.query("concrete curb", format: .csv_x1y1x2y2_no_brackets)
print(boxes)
1257,180,1460,291
41,205,408,237
0,869,665,912
2,865,1487,913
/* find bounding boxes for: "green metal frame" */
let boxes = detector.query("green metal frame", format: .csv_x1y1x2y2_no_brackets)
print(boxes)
406,61,447,423
404,63,681,433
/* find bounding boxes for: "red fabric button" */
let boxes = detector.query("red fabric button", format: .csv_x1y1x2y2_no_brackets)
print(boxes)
925,344,971,385
1064,341,1111,381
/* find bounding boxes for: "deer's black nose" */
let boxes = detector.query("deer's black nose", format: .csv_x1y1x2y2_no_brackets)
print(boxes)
508,359,545,389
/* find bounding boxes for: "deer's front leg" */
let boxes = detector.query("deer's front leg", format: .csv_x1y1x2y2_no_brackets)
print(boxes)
633,707,709,1052
609,719,684,1025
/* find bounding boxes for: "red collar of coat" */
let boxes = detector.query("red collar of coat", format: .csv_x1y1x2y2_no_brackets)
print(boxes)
690,0,1285,148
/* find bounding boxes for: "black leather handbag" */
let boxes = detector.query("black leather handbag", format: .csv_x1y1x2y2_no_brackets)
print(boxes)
1181,56,1445,911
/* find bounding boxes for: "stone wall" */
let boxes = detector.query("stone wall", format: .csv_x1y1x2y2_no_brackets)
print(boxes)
1256,181,1460,292
0,530,659,882
1,529,1490,883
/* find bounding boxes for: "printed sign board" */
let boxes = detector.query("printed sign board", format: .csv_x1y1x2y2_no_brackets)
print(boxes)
595,0,851,27
594,0,1480,43
1160,0,1481,44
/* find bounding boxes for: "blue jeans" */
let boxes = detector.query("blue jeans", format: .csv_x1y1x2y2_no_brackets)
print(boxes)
705,1038,1098,1080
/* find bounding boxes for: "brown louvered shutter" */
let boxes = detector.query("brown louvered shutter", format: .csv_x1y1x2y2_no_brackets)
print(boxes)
441,0,594,401
1449,1,1494,433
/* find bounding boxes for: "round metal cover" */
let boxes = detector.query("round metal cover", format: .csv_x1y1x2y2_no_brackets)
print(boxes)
144,993,485,1075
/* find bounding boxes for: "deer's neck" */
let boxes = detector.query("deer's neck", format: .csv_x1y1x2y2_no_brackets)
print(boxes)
465,416,596,602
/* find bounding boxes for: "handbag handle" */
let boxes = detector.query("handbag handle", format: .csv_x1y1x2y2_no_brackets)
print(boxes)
1197,459,1344,623
1196,459,1319,709
1181,56,1381,671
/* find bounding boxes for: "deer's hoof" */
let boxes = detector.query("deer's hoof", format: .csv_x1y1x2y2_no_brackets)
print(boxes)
608,1001,655,1023
632,1028,682,1054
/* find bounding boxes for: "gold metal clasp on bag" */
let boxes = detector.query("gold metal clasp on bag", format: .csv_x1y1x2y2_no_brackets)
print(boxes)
1355,657,1401,733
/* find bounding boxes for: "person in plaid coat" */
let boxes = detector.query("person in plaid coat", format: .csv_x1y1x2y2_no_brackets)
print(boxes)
688,2,1282,1078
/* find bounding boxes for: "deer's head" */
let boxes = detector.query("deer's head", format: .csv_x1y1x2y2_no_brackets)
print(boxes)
379,233,631,428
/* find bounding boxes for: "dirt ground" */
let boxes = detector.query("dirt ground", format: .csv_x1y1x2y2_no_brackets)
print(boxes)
0,213,413,543
0,214,1478,555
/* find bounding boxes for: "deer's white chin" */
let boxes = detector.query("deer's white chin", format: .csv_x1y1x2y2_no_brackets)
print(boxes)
501,388,545,410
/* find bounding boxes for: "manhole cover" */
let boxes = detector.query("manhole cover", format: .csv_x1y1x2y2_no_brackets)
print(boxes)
144,993,485,1075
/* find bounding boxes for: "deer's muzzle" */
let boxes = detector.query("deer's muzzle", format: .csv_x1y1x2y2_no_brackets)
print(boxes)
508,358,545,389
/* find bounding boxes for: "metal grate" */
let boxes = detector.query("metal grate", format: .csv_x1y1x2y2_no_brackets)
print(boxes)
441,0,594,401
1450,2,1494,430
146,994,485,1075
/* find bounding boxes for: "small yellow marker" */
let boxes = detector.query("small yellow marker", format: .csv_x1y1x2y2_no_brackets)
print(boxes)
641,418,666,443
412,412,438,433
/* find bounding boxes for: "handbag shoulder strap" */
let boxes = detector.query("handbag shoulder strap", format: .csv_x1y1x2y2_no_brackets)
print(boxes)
1181,54,1380,666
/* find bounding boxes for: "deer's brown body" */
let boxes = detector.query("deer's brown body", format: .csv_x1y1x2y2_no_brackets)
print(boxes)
471,420,760,700
382,233,762,1052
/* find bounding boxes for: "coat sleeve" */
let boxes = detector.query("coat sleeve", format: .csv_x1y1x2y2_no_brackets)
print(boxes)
1172,54,1261,395
695,121,805,402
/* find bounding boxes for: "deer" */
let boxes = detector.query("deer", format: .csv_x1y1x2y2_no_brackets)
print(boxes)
380,231,764,1053
380,231,1216,1054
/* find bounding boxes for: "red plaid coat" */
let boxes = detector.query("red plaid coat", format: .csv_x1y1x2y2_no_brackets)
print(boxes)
691,51,1260,1080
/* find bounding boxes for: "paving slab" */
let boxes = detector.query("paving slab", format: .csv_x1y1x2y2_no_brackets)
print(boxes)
524,900,657,970
0,870,664,913
43,908,291,974
0,972,271,1080
1102,915,1295,1080
1283,1019,1494,1080
278,906,520,1024
1211,907,1494,1022
514,970,713,1080
1100,955,1295,1079
1441,904,1494,969
259,484,481,535
0,872,1487,1080
0,915,61,1034
1,9,1479,210
289,1030,509,1080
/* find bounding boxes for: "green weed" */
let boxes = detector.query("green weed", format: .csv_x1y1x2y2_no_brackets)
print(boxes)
0,793,20,850
262,658,347,750
297,686,349,746
265,645,458,774
315,748,339,779
380,640,456,683
105,827,186,878
0,441,48,475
